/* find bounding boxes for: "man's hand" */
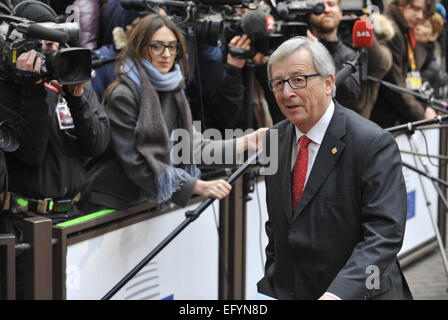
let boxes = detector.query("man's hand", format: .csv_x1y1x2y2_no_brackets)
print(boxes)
227,34,251,69
424,107,437,119
318,294,338,300
16,50,43,84
236,127,268,154
193,179,232,200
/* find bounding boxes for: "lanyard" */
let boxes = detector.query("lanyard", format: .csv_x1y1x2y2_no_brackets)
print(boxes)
405,31,417,70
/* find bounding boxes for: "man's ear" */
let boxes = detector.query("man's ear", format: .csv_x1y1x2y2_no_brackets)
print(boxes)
325,73,335,96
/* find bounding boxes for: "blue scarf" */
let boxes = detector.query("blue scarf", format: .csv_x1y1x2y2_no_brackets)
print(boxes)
121,58,183,92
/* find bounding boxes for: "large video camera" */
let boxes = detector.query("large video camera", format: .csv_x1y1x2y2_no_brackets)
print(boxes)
0,14,92,84
121,0,240,47
269,0,325,50
122,0,274,59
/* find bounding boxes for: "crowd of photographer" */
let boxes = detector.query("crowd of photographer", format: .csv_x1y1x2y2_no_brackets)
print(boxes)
0,0,447,299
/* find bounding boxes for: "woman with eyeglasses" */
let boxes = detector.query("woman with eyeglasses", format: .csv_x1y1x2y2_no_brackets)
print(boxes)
78,13,266,213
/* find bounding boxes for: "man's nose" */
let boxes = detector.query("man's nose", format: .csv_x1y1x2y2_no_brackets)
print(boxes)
416,10,424,21
282,81,297,97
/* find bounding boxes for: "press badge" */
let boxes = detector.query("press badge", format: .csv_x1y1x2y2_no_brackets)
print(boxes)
56,95,75,130
405,70,422,90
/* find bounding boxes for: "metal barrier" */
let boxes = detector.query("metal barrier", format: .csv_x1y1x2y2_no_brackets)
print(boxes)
1,216,54,300
0,233,15,299
49,172,246,300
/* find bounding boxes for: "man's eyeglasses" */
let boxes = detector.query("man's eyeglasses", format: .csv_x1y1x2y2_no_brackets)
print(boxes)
268,73,321,92
148,41,178,56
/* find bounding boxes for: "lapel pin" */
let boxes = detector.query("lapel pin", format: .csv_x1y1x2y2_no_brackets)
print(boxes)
331,147,337,155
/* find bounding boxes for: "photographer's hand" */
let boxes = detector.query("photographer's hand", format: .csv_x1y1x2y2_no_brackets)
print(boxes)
16,50,43,84
227,34,251,69
50,80,85,97
253,52,269,66
307,30,319,43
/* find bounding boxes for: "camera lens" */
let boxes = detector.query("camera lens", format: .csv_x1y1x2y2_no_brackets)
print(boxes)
0,122,18,152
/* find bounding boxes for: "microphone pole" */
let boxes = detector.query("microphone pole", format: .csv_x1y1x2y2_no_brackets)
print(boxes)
386,115,448,134
101,148,264,300
402,161,448,187
335,52,360,88
368,75,448,114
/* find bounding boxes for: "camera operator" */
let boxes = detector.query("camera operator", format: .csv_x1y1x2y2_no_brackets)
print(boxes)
307,0,361,106
0,2,110,299
189,33,269,133
188,6,273,132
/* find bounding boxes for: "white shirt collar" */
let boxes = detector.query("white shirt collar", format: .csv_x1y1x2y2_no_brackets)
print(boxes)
295,100,335,145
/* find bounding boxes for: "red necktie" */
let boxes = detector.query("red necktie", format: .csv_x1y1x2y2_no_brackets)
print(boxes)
292,135,311,213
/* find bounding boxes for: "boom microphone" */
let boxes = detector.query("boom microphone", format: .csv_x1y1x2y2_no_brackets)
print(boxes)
352,19,373,82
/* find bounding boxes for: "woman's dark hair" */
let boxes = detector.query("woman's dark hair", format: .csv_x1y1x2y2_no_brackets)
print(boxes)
103,13,188,103
388,0,436,19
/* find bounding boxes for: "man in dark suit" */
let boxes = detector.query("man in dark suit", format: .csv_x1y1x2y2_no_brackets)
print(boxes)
257,36,412,300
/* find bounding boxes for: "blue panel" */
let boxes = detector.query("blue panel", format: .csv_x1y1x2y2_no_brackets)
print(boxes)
407,190,416,220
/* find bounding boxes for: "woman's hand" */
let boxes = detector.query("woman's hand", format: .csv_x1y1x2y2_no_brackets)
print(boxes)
193,179,232,200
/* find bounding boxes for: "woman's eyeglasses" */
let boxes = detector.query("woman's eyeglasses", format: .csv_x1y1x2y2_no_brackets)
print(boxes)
148,41,178,56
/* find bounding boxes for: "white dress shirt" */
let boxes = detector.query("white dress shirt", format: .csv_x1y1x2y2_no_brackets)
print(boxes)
290,100,335,177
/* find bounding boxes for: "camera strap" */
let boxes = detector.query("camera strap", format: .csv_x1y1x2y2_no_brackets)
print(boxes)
44,81,59,93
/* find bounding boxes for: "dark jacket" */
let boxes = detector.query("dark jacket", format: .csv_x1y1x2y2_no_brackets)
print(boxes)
320,38,361,107
189,63,246,133
258,102,411,300
0,80,110,200
92,44,117,102
370,8,428,128
72,0,101,50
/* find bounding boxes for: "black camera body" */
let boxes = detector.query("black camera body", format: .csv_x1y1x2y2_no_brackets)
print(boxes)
269,0,325,51
0,14,92,84
120,0,250,47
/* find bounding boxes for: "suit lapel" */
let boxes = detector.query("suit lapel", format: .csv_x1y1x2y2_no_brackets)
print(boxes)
293,103,347,218
278,121,295,222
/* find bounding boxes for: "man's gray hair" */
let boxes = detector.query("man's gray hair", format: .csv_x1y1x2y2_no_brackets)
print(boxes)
267,36,336,97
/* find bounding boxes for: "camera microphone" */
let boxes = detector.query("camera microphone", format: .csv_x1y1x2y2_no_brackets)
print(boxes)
240,10,273,40
352,19,373,82
26,23,69,43
352,19,373,48
197,0,243,4
240,10,273,56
